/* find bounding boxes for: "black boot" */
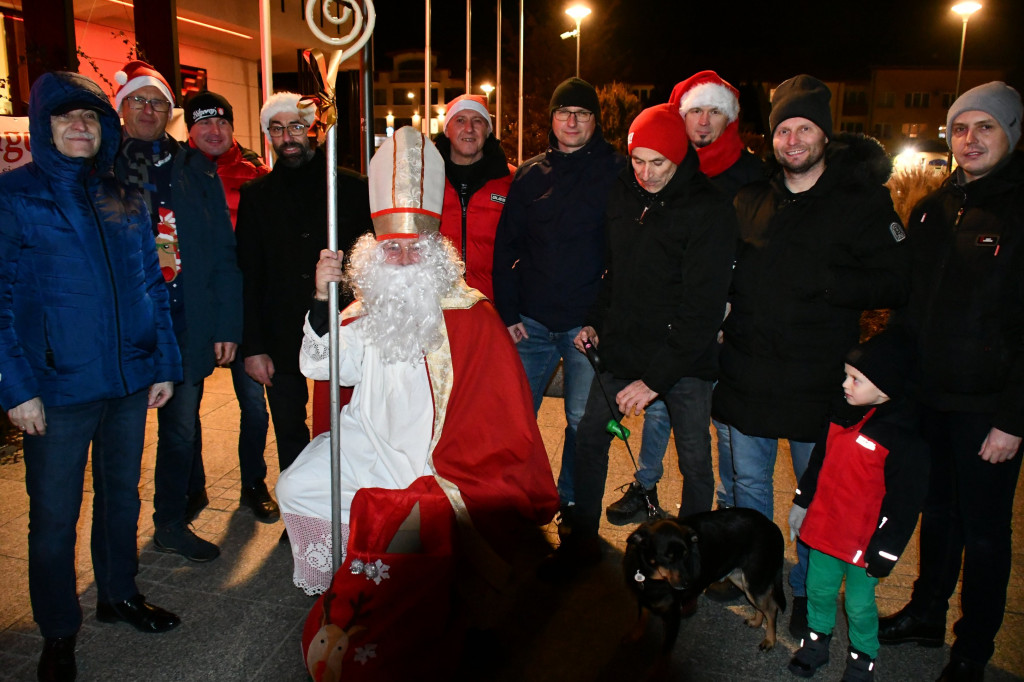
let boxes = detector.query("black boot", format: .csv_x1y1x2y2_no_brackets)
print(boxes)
38,635,76,682
240,481,281,522
606,481,664,525
877,604,945,647
936,656,985,682
841,646,875,682
788,629,832,677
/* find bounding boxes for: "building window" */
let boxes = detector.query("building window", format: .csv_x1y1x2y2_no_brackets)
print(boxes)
901,123,927,138
941,92,955,109
841,121,865,134
872,123,893,139
904,92,931,108
374,89,386,105
877,92,895,108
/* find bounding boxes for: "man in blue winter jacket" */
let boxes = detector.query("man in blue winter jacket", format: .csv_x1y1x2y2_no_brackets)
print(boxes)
0,71,183,682
492,77,626,535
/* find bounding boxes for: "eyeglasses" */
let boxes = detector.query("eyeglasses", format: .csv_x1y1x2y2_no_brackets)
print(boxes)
553,108,594,122
267,123,309,138
124,95,172,113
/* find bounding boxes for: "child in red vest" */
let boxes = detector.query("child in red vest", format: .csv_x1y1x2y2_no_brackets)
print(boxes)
787,330,929,681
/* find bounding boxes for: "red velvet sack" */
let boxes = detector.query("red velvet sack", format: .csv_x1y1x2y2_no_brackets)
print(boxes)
301,477,461,682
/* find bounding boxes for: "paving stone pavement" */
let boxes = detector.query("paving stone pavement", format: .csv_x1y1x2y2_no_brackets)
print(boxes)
0,367,1021,681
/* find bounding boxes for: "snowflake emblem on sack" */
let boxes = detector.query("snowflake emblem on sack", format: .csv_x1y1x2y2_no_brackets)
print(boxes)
354,643,377,664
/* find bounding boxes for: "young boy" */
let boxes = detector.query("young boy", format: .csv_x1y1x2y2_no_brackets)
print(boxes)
786,330,929,681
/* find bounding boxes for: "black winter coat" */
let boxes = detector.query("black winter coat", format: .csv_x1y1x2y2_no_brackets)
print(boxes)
713,134,910,442
708,149,765,201
492,130,626,332
587,149,737,394
236,148,372,374
893,151,1024,435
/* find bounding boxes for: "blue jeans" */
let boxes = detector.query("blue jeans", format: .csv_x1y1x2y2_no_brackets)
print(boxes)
727,425,814,596
230,360,270,487
712,418,734,508
154,375,205,528
515,315,594,505
23,391,149,638
574,373,714,536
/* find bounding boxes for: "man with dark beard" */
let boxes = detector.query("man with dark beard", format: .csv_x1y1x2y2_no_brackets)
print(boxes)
275,127,557,596
235,93,372,484
711,75,910,639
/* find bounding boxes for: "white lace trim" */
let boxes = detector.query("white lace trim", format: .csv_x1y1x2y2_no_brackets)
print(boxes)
283,512,348,596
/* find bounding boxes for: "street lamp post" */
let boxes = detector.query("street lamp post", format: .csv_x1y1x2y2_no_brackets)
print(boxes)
481,83,494,106
561,5,591,79
952,2,982,100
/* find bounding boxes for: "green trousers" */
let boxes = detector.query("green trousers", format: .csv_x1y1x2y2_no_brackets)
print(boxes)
806,548,880,658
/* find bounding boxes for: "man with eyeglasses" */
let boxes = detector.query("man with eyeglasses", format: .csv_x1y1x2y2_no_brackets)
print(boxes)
493,77,625,554
235,92,372,500
113,60,243,564
182,90,280,526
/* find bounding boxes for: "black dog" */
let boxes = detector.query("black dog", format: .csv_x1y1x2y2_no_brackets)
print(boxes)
623,508,786,653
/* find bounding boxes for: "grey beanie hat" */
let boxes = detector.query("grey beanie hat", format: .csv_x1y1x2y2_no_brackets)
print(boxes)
946,81,1022,150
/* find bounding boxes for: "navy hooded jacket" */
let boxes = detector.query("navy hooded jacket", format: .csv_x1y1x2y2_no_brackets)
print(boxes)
0,71,181,411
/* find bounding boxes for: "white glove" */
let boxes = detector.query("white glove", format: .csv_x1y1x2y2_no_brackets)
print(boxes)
788,504,808,542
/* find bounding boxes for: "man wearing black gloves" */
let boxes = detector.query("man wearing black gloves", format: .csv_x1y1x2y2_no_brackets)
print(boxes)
541,103,737,578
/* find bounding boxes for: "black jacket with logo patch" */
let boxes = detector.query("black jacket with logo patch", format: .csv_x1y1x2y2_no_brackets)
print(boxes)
713,133,910,442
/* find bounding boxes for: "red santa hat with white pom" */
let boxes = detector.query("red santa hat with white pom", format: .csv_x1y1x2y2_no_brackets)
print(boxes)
113,60,176,111
669,70,740,123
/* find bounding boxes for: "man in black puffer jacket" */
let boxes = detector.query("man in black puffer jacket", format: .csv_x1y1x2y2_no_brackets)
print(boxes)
711,75,910,636
539,103,737,579
878,81,1024,682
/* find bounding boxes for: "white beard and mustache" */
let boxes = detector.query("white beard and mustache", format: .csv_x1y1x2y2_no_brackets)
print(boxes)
344,233,464,365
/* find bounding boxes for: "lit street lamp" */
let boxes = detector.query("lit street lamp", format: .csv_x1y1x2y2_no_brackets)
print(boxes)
560,5,591,78
480,83,494,105
952,2,982,99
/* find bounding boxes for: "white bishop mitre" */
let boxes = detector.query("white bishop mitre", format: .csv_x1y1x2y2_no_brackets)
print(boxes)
368,126,445,240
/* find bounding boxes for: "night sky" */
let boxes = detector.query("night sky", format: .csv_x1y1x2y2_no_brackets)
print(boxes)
369,0,1024,98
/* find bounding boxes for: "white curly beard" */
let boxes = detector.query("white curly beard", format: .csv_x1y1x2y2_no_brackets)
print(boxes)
344,233,464,364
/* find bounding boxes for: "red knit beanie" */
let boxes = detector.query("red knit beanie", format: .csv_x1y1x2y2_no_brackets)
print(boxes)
627,103,689,165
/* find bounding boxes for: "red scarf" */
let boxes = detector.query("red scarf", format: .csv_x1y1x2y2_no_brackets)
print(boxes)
695,120,744,178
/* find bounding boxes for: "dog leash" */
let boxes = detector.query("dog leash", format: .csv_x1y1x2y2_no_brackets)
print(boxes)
581,339,662,521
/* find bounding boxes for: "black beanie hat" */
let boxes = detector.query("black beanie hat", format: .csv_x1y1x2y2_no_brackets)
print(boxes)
844,329,915,400
549,77,601,126
184,91,234,131
769,74,832,138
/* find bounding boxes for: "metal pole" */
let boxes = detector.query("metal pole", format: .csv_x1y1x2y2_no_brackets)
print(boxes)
466,0,471,93
495,0,501,140
424,0,432,135
362,34,374,171
575,19,581,78
954,17,969,99
259,0,274,168
517,0,523,164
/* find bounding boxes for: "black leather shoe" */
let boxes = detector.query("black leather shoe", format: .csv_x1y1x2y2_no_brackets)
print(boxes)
96,594,181,633
936,657,985,682
185,488,209,523
240,481,280,523
38,635,76,682
878,605,944,647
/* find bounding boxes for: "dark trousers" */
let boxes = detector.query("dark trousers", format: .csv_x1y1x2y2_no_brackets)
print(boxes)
229,360,270,486
154,375,204,528
265,371,311,472
573,372,714,537
909,408,1023,663
24,391,148,638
